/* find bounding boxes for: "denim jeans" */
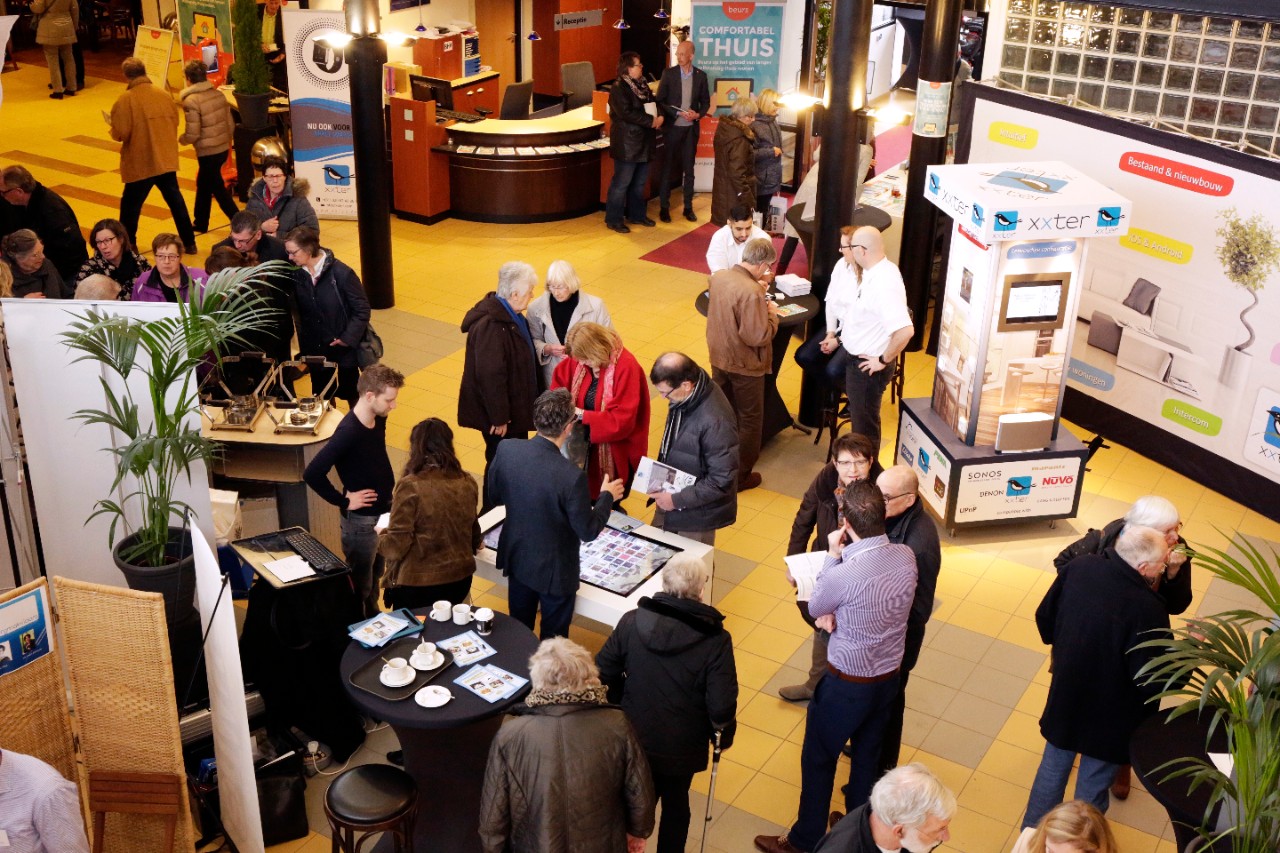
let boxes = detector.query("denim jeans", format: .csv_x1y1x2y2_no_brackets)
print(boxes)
1022,741,1119,829
790,671,899,851
605,159,651,225
341,512,383,618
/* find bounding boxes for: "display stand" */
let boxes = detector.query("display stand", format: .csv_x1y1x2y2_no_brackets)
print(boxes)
475,507,714,628
905,161,1132,532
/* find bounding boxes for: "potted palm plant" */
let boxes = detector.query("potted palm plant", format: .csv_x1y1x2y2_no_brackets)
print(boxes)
60,265,279,625
230,0,273,128
1137,534,1280,853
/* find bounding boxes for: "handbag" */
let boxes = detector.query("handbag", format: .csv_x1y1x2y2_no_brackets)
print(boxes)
356,323,384,368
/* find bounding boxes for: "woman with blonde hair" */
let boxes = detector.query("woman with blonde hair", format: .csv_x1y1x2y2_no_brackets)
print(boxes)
1011,801,1116,853
550,322,649,503
526,260,613,388
752,89,784,219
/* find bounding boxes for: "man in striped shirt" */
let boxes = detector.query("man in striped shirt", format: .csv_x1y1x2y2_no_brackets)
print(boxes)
756,480,917,853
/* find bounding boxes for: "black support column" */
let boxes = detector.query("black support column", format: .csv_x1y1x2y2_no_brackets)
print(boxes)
347,35,395,309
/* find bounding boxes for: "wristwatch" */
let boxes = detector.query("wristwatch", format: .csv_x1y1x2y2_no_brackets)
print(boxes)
878,353,890,365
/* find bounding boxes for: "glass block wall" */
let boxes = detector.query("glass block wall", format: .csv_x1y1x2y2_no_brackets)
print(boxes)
994,1,1280,159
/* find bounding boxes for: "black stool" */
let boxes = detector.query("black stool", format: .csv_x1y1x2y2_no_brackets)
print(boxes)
324,764,418,853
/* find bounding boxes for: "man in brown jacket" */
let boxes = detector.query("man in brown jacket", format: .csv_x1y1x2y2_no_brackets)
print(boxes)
110,58,197,254
705,236,778,491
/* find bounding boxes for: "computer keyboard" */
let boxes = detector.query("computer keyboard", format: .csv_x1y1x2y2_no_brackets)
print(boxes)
283,531,347,574
437,108,484,123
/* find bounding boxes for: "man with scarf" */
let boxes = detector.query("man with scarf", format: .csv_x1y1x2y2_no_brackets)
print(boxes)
647,352,739,545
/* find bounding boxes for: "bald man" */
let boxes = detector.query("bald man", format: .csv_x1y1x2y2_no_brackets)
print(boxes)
873,464,941,779
655,40,710,221
823,226,913,452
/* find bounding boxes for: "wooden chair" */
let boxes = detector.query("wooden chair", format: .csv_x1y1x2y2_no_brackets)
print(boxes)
89,770,183,853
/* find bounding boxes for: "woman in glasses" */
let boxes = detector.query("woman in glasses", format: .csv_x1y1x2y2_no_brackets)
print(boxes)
132,233,208,302
74,219,150,299
245,155,318,238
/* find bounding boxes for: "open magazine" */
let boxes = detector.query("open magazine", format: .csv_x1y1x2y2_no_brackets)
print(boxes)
631,456,696,495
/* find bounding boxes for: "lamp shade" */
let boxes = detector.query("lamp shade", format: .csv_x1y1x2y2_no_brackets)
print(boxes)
612,17,630,29
527,30,542,40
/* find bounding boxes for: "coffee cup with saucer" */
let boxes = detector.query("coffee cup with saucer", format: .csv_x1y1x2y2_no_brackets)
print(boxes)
380,657,414,687
410,642,443,671
415,685,453,708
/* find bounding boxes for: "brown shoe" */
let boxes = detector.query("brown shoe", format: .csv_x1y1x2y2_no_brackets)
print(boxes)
778,683,814,702
1111,764,1131,800
739,472,763,491
754,835,802,853
828,811,844,830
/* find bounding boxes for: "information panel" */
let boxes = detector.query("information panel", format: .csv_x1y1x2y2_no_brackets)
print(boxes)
952,456,1085,523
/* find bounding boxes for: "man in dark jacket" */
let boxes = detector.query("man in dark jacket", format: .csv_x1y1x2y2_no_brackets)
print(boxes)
597,553,737,853
648,352,739,544
654,40,710,223
459,261,540,509
874,465,941,777
488,389,624,639
216,210,294,365
1,166,87,283
1021,525,1172,829
813,763,954,853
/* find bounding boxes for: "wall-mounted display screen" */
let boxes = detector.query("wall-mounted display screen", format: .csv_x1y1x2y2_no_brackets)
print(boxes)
996,272,1071,333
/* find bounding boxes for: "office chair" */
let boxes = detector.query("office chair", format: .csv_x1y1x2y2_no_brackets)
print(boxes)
561,61,596,110
476,80,534,120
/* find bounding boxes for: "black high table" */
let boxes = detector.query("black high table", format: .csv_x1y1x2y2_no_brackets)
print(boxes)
339,611,539,852
694,290,820,443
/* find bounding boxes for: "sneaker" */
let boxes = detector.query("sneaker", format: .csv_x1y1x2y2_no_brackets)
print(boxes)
684,209,697,222
778,683,814,702
738,472,763,491
659,208,671,223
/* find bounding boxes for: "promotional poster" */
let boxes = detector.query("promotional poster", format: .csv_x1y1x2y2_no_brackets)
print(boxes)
176,0,233,86
0,586,51,677
283,9,358,220
962,85,1280,511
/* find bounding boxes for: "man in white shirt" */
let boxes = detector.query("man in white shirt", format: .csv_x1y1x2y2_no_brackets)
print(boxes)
0,749,91,853
706,204,769,274
819,226,913,452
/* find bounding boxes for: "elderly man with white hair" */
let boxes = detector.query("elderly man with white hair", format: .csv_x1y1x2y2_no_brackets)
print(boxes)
459,261,541,508
1051,494,1194,800
73,273,122,301
597,554,738,853
480,637,655,853
1022,525,1173,829
815,762,955,852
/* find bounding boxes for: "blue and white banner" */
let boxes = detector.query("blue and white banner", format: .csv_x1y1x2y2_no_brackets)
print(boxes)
283,9,357,220
0,586,51,677
691,0,784,113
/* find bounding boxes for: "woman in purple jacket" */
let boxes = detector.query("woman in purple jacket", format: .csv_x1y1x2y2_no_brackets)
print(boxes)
132,233,207,302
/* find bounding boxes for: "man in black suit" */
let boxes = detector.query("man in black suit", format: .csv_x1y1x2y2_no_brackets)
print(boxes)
488,389,625,639
655,40,710,223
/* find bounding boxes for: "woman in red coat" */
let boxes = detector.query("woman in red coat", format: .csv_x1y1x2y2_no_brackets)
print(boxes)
551,322,650,503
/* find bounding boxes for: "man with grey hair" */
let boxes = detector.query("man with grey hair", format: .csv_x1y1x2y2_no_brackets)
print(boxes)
598,552,737,853
460,261,541,508
73,273,122,300
1,165,86,282
814,763,955,852
1022,524,1172,828
655,40,709,222
488,389,623,638
705,235,778,491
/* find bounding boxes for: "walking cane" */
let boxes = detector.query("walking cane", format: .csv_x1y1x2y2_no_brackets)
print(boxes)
700,728,725,853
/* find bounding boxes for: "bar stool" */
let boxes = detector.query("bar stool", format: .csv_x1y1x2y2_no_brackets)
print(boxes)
324,764,418,853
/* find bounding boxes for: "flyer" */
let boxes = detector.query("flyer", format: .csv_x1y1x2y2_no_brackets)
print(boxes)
454,664,529,703
438,630,496,667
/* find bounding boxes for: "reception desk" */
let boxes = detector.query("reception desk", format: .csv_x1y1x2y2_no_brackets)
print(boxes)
438,105,606,223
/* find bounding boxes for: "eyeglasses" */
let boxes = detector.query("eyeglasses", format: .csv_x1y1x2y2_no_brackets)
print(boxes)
94,235,119,247
881,491,912,502
834,457,870,468
840,243,868,252
231,234,257,247
0,187,21,198
263,172,286,180
658,385,680,400
285,247,304,258
154,253,181,261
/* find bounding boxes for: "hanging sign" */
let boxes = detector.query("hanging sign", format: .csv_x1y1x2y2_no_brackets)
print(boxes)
555,10,603,30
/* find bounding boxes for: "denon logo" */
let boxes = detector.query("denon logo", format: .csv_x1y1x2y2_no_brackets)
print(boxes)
1041,475,1075,486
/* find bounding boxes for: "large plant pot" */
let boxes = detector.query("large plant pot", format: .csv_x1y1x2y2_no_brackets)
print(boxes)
234,91,272,130
1219,346,1252,388
114,527,197,627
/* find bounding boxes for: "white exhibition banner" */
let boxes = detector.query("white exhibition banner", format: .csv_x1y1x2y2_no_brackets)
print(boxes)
191,519,263,853
282,8,357,220
897,406,950,519
951,457,1084,524
2,300,215,587
0,17,15,111
967,90,1280,493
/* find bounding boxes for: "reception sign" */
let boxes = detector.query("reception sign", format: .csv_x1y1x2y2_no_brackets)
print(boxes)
283,9,357,220
176,0,233,86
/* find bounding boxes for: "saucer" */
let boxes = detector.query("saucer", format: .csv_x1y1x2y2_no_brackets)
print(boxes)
415,685,452,708
380,669,415,688
410,651,444,671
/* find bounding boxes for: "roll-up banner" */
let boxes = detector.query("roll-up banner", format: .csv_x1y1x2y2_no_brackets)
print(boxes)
960,84,1280,517
282,8,358,220
175,0,233,86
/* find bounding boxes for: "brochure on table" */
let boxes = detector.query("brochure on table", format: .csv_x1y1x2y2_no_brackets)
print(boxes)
475,507,715,628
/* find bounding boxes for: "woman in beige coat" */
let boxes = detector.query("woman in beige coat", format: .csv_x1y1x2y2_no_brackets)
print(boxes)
179,60,239,233
32,0,78,98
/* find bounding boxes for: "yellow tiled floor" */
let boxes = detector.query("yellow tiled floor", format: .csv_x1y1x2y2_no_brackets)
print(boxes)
8,57,1271,853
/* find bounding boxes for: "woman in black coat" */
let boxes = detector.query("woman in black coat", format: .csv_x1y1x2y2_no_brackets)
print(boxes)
282,225,370,406
604,51,663,233
597,554,737,853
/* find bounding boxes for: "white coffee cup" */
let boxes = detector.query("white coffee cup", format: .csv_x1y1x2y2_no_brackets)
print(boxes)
432,600,451,621
453,603,473,625
415,641,437,659
381,657,411,683
474,607,495,636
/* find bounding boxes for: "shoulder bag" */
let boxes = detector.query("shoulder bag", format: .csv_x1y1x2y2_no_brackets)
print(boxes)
331,275,383,368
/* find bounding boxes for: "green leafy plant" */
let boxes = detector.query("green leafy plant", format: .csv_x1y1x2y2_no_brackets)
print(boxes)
1137,534,1280,853
1216,207,1280,353
813,0,832,82
230,0,271,96
60,265,281,567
